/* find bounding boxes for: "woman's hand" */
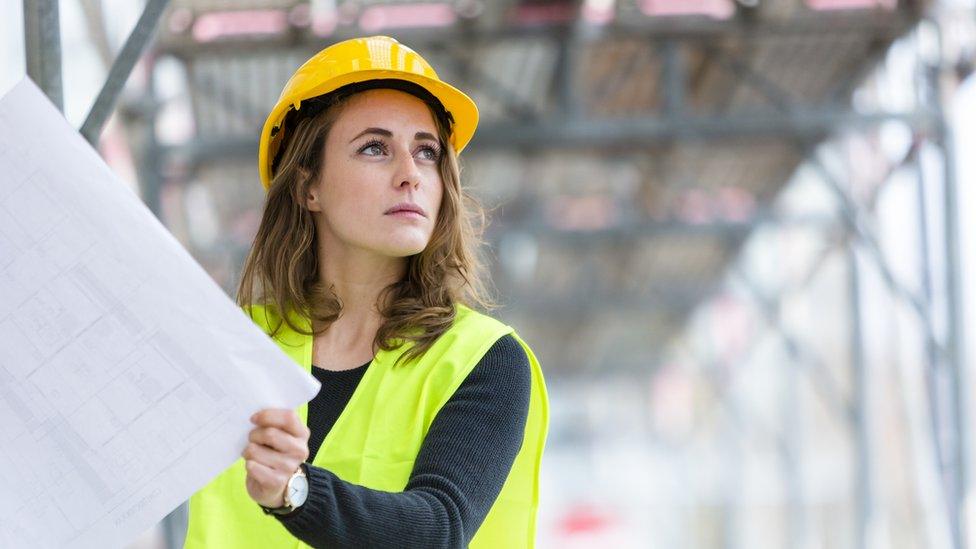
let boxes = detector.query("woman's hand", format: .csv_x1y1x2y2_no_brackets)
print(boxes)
242,408,311,508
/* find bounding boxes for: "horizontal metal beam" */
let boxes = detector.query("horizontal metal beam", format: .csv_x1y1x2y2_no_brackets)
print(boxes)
489,214,840,240
156,13,915,57
470,110,940,149
500,287,709,313
161,108,938,166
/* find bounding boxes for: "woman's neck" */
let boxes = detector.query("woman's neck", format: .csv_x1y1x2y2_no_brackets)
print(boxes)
313,241,406,351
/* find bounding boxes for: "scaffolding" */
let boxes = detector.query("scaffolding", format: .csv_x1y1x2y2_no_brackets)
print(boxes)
20,0,972,547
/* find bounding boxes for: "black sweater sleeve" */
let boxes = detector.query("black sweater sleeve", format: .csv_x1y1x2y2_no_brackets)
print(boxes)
276,334,532,548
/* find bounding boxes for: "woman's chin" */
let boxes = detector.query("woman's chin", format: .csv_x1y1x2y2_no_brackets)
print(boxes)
376,238,429,258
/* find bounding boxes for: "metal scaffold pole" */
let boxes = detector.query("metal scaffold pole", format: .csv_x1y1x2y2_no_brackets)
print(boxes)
23,0,62,111
928,17,971,549
848,244,873,549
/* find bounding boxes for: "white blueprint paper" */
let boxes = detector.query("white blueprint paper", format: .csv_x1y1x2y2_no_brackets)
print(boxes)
0,79,320,548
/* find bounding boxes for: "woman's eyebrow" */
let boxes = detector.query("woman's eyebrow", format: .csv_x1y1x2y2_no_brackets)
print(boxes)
349,127,438,143
349,127,392,143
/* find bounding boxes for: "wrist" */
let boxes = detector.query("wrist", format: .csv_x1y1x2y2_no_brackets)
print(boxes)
261,463,309,516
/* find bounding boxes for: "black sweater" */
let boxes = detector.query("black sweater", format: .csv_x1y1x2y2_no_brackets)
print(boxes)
275,334,531,548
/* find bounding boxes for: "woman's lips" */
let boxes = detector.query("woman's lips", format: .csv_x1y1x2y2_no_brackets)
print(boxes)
385,202,427,218
386,210,425,219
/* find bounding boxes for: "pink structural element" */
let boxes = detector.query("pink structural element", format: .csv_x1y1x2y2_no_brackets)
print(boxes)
358,3,457,32
191,10,289,42
512,2,579,25
639,0,734,19
558,503,618,536
806,0,896,10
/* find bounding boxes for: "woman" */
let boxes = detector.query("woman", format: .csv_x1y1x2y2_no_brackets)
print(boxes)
183,36,549,548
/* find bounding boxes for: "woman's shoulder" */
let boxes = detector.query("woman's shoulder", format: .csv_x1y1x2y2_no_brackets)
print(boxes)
454,333,531,414
452,302,509,332
240,301,310,340
451,303,536,357
482,334,530,371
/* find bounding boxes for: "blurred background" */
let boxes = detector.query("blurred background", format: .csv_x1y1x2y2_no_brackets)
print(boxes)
3,0,976,547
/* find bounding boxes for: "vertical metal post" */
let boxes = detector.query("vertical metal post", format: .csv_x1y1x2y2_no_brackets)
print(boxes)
662,39,686,120
722,413,742,549
138,56,165,218
23,0,62,111
554,26,584,120
931,18,971,548
849,244,873,549
915,143,951,507
161,499,187,549
938,105,970,549
783,326,804,549
711,349,743,549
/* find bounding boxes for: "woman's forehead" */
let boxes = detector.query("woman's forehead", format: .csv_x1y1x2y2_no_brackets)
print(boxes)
335,89,438,137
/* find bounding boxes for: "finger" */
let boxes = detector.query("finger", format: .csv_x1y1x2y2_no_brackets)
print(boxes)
251,409,310,439
248,426,288,451
245,459,287,495
248,427,309,460
242,442,299,473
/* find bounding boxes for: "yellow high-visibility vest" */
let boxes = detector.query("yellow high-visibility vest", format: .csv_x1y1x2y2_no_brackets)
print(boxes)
184,303,549,548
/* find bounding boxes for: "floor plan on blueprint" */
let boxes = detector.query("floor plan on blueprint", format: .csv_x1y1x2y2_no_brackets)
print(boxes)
0,79,320,549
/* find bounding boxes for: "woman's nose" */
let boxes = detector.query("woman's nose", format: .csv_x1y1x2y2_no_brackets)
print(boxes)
394,153,422,189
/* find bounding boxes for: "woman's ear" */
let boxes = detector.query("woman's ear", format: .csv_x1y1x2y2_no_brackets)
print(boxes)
301,169,322,212
306,187,321,212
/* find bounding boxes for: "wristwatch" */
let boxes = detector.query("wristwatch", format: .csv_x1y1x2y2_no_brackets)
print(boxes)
261,464,309,516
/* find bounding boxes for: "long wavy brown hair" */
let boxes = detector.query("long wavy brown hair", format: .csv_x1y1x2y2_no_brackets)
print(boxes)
236,81,494,365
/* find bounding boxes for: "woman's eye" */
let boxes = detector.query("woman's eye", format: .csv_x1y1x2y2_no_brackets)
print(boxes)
418,145,440,161
360,141,386,156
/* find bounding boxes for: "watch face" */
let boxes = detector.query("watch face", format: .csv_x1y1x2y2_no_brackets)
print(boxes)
288,473,309,508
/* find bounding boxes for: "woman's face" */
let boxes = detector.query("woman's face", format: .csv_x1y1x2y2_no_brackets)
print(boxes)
306,88,445,259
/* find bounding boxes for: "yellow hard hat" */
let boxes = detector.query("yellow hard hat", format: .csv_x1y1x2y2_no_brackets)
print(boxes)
258,35,479,190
